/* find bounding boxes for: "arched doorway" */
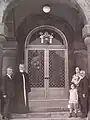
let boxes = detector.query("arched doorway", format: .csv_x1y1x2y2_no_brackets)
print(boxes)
25,25,68,104
0,0,87,111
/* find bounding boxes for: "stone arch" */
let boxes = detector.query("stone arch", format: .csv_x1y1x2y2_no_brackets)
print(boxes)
75,0,90,24
1,0,88,25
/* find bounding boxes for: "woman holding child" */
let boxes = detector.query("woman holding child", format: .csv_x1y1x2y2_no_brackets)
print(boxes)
71,67,81,86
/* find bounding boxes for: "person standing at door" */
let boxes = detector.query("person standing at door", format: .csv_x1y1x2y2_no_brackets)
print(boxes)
71,67,81,86
14,63,31,114
0,76,4,119
68,83,78,118
78,70,89,118
2,67,14,120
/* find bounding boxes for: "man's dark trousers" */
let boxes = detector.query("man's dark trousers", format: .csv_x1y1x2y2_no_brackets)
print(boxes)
79,96,88,117
78,76,89,117
0,96,4,116
2,75,14,118
3,97,13,118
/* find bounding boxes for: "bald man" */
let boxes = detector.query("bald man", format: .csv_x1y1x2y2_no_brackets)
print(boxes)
78,70,89,118
2,67,14,120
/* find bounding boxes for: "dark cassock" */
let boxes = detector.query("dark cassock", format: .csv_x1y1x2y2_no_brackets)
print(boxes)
13,71,31,114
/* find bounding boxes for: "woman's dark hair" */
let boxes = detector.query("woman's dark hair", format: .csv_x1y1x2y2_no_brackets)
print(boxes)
70,83,76,88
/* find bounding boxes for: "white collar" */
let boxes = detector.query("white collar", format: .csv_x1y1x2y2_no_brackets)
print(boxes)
20,70,24,73
7,74,12,79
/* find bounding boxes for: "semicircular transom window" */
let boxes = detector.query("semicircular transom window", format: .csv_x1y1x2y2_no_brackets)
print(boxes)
29,29,65,46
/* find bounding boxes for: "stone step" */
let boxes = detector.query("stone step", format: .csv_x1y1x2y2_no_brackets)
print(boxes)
30,107,69,113
28,118,88,120
10,117,88,120
12,112,88,120
11,118,88,120
29,99,68,112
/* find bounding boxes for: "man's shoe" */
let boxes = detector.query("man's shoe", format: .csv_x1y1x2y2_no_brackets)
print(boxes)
2,116,5,119
4,117,9,120
81,115,87,118
69,113,72,118
2,116,9,120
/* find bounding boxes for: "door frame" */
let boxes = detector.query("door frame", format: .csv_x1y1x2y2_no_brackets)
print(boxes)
24,25,69,100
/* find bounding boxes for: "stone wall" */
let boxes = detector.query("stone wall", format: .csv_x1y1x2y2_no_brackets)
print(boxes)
2,40,17,75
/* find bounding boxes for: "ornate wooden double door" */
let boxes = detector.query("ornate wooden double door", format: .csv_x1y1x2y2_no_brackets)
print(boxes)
25,45,68,100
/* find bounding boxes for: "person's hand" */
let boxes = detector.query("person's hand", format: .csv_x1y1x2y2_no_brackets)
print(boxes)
82,94,85,98
3,95,7,103
3,95,6,98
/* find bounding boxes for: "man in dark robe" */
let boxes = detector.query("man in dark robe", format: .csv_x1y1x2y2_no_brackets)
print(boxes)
78,70,89,118
14,64,31,114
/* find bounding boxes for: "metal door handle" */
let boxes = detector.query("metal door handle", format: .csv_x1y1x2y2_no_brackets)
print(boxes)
44,77,49,79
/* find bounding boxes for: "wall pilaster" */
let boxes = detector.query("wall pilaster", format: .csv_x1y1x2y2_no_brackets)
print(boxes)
0,22,8,76
0,35,6,76
83,24,90,76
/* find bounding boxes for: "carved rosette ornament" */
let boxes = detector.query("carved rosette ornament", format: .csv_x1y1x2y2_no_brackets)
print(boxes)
39,32,53,44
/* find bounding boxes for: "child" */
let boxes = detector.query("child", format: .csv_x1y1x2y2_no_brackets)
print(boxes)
71,73,82,87
68,83,78,118
71,74,79,86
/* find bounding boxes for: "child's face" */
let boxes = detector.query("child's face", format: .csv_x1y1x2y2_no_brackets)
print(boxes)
71,84,75,89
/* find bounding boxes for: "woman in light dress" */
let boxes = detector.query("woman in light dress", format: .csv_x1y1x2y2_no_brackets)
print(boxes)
71,67,82,86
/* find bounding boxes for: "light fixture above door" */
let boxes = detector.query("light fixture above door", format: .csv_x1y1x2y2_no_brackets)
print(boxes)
43,5,51,13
